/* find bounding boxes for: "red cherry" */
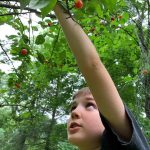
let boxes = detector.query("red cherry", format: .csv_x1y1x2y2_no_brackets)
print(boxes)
118,15,122,19
21,49,28,56
111,17,115,21
75,0,83,9
15,83,20,88
48,22,52,27
142,69,149,75
90,27,96,32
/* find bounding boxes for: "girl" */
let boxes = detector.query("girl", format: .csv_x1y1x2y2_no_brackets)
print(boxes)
54,2,149,150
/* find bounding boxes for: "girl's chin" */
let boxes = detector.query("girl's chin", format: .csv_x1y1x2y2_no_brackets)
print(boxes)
68,134,89,146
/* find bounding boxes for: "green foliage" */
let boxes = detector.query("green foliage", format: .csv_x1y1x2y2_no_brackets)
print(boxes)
0,8,13,25
0,0,150,149
57,141,78,150
19,0,31,9
29,0,52,9
41,0,57,18
35,34,46,45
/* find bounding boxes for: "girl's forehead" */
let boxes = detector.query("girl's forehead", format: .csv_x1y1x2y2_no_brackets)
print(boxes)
74,94,94,103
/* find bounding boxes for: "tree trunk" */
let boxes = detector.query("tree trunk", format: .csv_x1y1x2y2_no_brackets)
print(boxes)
44,108,56,150
15,131,27,150
145,75,150,119
145,95,150,119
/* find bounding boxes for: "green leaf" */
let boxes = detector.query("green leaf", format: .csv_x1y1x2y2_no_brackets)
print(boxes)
37,52,45,64
41,0,57,18
35,34,45,45
7,35,18,40
8,78,15,87
22,34,29,44
0,89,8,94
32,26,38,31
123,12,129,20
29,0,51,9
95,4,103,17
21,112,31,119
0,16,12,25
100,0,117,11
18,0,30,9
0,128,5,139
0,8,12,25
87,1,103,17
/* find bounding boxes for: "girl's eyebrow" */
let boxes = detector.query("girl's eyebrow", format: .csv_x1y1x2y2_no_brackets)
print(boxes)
69,101,77,112
71,96,94,106
70,101,77,107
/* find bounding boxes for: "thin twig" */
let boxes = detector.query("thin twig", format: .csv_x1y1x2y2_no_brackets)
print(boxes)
120,27,139,46
0,43,19,76
50,27,61,59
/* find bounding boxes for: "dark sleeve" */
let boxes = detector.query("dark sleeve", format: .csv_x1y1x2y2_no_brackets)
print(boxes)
100,105,150,150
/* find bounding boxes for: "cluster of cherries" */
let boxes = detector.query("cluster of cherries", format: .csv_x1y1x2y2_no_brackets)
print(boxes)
15,48,28,88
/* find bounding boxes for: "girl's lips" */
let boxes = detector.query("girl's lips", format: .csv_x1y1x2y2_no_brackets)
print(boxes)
69,122,82,134
69,126,81,134
69,122,82,128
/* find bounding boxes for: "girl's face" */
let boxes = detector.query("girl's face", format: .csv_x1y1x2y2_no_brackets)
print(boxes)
67,93,105,148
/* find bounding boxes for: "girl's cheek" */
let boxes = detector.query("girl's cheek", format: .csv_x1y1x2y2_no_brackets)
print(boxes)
66,114,71,121
67,116,71,125
67,120,70,130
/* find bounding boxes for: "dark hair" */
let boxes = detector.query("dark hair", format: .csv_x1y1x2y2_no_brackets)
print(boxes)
72,87,92,100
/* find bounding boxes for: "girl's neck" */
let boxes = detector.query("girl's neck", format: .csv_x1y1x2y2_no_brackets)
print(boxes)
80,146,101,150
79,143,101,150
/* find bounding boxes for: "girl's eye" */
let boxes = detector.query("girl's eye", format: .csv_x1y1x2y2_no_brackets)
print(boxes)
86,102,96,110
70,105,77,112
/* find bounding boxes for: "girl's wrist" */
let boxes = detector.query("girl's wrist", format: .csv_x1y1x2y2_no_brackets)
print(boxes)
53,2,61,13
54,2,71,20
54,1,67,13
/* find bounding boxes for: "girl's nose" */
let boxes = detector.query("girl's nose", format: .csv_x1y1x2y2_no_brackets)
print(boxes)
71,106,81,119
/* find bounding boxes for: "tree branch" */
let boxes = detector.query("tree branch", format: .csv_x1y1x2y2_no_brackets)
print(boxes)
146,0,150,49
129,1,148,53
0,12,29,16
0,103,26,108
0,0,19,2
0,3,56,18
121,27,139,46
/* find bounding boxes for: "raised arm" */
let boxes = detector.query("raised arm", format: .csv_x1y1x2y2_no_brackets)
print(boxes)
54,3,132,141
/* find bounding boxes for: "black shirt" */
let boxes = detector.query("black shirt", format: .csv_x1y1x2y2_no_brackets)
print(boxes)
100,106,150,150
